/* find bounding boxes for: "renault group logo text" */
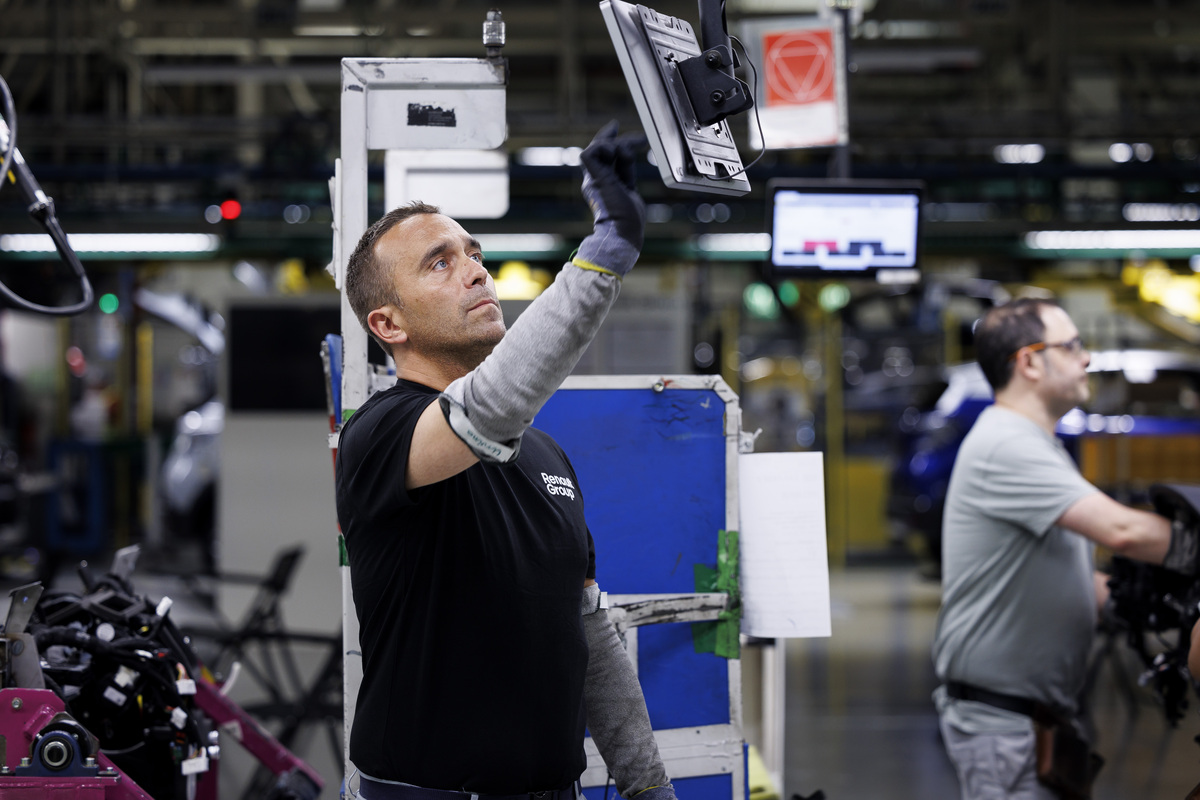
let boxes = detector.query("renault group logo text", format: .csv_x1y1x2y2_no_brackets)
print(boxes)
542,472,576,500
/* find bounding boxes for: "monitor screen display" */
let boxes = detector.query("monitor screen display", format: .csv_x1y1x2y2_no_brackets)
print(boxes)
767,179,923,278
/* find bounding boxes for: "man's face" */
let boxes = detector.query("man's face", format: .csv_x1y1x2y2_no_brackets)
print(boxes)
1036,305,1091,414
378,213,505,365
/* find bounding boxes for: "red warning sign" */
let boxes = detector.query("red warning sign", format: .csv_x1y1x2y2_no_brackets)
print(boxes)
763,30,836,108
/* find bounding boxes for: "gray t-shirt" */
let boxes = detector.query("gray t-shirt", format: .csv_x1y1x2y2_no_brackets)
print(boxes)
932,405,1098,733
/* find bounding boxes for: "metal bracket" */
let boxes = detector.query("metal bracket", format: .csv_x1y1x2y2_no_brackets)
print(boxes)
676,46,754,128
607,592,729,636
3,585,42,636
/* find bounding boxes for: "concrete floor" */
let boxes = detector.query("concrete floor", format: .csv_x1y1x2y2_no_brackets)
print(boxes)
7,556,1200,799
785,566,1200,800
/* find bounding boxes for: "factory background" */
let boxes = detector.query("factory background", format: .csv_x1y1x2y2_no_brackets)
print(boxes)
2,0,1200,798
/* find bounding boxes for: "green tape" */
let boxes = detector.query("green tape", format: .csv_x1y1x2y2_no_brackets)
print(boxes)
692,564,719,654
691,529,741,659
342,408,356,423
338,533,349,567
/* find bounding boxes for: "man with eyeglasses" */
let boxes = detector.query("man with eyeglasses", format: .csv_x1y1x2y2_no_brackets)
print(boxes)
931,298,1200,800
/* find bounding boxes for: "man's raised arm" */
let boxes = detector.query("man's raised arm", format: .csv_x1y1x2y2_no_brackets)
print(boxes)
408,122,647,488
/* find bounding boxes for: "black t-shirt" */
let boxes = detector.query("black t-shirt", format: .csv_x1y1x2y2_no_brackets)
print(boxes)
335,380,596,793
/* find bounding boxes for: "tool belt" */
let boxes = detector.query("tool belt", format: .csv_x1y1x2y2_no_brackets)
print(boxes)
946,681,1104,800
358,775,579,800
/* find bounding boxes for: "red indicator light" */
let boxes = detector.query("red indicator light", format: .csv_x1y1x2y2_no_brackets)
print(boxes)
220,200,242,220
66,346,87,377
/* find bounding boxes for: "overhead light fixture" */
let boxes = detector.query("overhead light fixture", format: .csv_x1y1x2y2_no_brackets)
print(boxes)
1123,203,1200,223
993,144,1044,164
1109,143,1134,164
877,269,921,285
1025,230,1200,251
858,19,964,39
283,204,312,224
517,147,583,167
475,233,563,254
696,233,772,252
294,25,363,36
0,233,221,254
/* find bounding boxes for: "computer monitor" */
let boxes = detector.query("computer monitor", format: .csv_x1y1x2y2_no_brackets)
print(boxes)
599,0,752,197
767,179,924,280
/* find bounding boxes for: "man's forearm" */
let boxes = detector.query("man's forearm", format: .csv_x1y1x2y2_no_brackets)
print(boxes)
1061,492,1172,564
440,262,621,460
583,608,670,798
1112,507,1172,565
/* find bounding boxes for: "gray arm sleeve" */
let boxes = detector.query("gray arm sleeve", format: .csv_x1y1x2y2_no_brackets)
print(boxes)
440,261,621,462
583,606,670,798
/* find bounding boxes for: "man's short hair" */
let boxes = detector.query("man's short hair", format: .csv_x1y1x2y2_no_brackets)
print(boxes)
345,201,441,354
975,297,1061,390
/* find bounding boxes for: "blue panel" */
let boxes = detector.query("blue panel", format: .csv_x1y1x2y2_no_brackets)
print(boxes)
536,388,727,594
638,624,730,729
536,386,731,730
582,774,731,800
324,333,343,420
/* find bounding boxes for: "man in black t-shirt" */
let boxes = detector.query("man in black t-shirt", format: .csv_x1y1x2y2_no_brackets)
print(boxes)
335,123,677,800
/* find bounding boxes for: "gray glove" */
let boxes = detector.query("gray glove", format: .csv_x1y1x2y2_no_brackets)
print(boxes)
575,121,647,277
1151,483,1200,574
1164,518,1200,575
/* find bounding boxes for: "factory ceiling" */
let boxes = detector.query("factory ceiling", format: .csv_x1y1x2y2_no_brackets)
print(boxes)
2,0,1200,263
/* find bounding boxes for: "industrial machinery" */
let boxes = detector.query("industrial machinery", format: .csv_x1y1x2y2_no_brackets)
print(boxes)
0,546,322,799
1103,483,1200,729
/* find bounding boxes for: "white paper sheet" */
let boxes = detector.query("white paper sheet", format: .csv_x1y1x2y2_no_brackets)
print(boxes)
738,451,831,638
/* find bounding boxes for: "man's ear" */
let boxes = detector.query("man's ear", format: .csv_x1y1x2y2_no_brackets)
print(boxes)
1012,348,1042,381
367,305,408,347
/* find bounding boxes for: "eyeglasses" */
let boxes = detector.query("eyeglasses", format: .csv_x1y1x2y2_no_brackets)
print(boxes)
1008,336,1086,361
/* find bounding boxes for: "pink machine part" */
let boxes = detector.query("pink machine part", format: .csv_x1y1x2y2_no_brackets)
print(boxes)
0,682,325,799
193,677,323,789
0,687,158,799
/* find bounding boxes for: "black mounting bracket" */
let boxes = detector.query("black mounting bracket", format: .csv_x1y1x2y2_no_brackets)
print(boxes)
675,1,754,127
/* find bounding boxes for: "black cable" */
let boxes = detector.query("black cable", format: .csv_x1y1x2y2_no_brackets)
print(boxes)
42,670,65,699
0,193,95,316
0,75,15,200
0,72,94,316
723,35,765,180
36,625,206,747
35,628,179,697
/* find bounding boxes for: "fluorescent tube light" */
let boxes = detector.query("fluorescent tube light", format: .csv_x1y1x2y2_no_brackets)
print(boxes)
1025,230,1200,250
475,234,563,254
294,25,363,36
0,233,221,254
696,233,772,252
